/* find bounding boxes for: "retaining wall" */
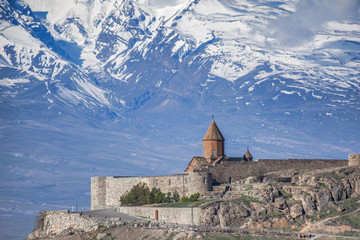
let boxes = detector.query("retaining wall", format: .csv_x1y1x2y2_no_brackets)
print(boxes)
117,206,201,225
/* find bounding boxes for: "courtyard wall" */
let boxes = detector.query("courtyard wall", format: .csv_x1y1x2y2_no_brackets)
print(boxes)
91,171,212,210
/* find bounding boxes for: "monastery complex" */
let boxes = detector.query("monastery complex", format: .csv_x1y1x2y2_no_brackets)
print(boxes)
91,120,358,210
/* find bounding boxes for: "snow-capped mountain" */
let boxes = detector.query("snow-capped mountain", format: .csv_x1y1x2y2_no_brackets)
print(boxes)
0,0,359,238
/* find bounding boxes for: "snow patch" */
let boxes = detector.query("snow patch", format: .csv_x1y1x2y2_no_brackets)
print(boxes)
0,78,30,87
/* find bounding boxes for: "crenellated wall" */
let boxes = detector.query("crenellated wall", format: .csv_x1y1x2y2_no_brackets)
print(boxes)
91,171,212,210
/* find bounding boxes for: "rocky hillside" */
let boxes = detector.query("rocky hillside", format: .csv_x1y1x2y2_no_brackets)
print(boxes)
28,165,360,239
2,1,359,238
200,165,360,237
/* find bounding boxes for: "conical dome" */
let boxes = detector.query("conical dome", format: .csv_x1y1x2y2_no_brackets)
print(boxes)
203,121,224,141
243,148,253,161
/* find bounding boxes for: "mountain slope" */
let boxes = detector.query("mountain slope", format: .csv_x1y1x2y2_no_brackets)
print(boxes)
0,0,359,238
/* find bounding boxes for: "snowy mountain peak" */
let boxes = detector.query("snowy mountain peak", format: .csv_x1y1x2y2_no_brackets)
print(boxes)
0,1,359,238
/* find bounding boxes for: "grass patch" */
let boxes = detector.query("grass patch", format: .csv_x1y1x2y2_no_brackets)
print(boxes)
268,227,300,232
232,194,264,207
331,173,342,182
342,168,355,176
306,215,318,223
294,218,305,227
256,211,284,220
165,232,176,240
158,199,220,208
326,211,360,229
340,230,360,237
318,196,360,220
202,232,293,240
142,234,150,239
305,196,360,224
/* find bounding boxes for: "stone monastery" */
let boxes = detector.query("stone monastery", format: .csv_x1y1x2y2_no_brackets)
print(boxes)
91,120,353,210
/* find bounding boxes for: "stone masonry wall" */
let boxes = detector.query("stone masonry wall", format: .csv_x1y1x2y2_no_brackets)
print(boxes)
210,159,348,184
91,177,106,211
349,153,360,166
91,172,212,210
117,206,201,225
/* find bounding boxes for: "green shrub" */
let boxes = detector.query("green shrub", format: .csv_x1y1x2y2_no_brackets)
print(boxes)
180,193,200,202
189,193,200,201
120,184,170,205
180,196,189,202
172,191,180,202
155,191,165,203
120,183,150,205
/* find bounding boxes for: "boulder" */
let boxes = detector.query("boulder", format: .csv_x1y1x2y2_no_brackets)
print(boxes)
274,198,287,210
290,204,304,219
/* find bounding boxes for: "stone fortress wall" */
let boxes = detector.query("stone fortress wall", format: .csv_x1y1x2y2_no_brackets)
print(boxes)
90,118,359,211
91,158,351,210
91,171,212,210
210,159,349,184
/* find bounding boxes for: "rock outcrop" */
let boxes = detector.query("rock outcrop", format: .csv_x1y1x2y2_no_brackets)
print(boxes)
200,166,360,230
29,166,360,239
28,210,122,239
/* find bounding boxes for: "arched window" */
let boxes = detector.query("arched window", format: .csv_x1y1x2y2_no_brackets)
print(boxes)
213,149,216,156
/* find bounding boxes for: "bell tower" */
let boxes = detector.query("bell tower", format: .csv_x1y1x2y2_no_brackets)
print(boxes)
202,120,225,161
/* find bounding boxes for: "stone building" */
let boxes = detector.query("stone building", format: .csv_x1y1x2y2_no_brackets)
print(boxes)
91,120,350,210
91,120,250,210
185,120,251,173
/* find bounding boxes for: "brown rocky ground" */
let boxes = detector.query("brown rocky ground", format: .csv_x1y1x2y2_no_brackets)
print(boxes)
199,165,360,238
45,225,303,240
29,166,360,240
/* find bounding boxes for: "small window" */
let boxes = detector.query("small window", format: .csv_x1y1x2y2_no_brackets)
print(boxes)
169,179,171,185
213,149,216,155
155,179,158,186
204,149,206,155
203,177,206,184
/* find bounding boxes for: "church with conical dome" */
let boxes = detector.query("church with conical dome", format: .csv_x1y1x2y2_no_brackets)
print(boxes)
91,119,349,210
185,120,252,173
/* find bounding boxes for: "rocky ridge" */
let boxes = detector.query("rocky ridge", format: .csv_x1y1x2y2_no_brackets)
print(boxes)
200,165,360,236
29,165,360,239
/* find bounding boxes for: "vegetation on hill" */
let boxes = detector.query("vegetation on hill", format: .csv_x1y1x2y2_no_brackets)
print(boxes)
120,183,181,205
120,183,202,206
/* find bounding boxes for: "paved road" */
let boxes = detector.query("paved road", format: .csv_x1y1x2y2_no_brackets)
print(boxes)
74,208,147,221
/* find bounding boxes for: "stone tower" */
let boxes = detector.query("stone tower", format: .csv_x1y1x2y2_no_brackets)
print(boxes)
202,120,225,161
349,153,360,166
